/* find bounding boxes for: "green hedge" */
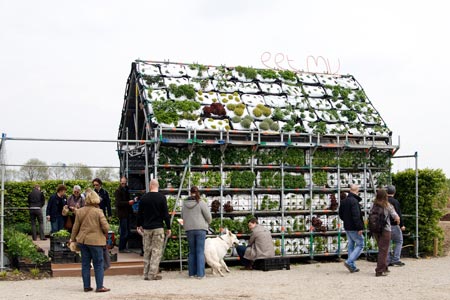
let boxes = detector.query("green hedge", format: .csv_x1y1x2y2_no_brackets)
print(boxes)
3,180,119,227
393,169,449,256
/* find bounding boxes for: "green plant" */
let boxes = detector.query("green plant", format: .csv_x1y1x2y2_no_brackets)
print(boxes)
283,148,305,166
224,147,253,165
278,70,297,82
284,173,306,189
51,229,70,238
257,148,282,165
393,169,449,255
12,269,21,275
313,149,337,167
0,271,6,278
229,171,256,188
189,63,208,76
30,268,40,277
168,84,196,99
312,121,327,135
235,66,257,80
204,171,221,187
340,151,367,168
313,171,328,186
258,69,278,79
240,116,253,129
259,171,281,188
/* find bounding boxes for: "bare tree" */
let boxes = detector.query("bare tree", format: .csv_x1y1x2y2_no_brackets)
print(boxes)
67,163,93,180
94,168,118,181
19,158,49,181
5,169,20,182
49,162,68,180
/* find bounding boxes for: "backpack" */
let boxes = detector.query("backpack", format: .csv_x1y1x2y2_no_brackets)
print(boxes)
368,205,387,234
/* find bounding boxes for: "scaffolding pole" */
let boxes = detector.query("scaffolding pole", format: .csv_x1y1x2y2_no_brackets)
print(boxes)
0,133,6,271
392,152,419,258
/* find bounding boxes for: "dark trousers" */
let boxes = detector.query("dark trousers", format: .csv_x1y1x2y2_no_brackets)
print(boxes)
30,209,45,240
236,245,252,267
374,230,391,273
119,217,130,251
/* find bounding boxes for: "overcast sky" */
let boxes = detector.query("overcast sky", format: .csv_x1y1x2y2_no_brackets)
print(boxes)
1,0,449,177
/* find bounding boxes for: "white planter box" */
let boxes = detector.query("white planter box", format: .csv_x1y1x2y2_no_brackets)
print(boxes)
297,73,319,84
236,81,260,93
160,64,187,77
137,62,160,76
259,82,283,94
264,95,288,108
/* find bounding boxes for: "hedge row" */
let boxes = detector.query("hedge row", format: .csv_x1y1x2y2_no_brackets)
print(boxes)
3,180,119,226
393,168,449,256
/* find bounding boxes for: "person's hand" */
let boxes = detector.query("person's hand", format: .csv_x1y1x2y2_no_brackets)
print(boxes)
46,216,50,221
166,229,172,236
357,230,363,236
401,226,406,231
395,216,400,224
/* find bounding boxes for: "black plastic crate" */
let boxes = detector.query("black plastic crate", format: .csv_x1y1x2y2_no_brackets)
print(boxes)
50,237,71,253
253,257,290,271
49,250,78,264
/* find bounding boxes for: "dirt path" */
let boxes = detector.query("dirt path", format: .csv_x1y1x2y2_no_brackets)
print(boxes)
3,256,450,300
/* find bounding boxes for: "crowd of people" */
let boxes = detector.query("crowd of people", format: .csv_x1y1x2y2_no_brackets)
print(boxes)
27,179,406,292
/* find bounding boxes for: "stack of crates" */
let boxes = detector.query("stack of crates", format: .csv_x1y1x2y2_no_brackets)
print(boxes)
49,236,78,263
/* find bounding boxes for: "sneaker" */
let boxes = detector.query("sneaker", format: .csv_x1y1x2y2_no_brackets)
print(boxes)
151,275,162,280
375,272,388,277
353,268,360,273
344,262,355,273
144,276,149,281
119,249,131,253
390,261,405,266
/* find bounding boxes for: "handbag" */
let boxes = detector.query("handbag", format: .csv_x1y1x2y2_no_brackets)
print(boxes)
64,216,73,230
68,241,80,252
103,247,111,270
62,205,70,216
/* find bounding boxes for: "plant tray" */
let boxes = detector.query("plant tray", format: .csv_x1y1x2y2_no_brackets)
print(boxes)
253,257,290,271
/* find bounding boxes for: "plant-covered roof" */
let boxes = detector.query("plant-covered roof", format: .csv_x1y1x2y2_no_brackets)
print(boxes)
129,60,390,136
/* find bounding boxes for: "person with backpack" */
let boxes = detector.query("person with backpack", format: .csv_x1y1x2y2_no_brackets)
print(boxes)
369,189,400,277
338,184,364,273
387,185,406,267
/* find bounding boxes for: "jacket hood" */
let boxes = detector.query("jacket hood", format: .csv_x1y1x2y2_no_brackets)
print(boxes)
184,199,199,209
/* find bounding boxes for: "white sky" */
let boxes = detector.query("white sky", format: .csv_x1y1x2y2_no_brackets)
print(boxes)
0,0,449,176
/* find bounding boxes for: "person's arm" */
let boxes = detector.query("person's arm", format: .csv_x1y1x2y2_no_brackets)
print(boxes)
46,196,53,220
99,210,110,234
350,200,364,230
40,192,45,208
137,198,143,227
162,195,171,231
27,193,31,206
70,211,81,241
247,231,256,246
104,190,112,217
201,202,212,224
388,205,400,224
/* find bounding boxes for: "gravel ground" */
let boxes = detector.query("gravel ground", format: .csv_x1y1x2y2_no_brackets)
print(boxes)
3,256,450,300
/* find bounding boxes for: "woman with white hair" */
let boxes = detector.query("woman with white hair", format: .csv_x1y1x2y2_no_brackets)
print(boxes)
70,190,110,293
65,185,85,231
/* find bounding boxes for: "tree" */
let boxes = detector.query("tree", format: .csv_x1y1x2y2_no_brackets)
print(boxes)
67,163,93,180
19,158,49,181
4,169,20,182
94,168,118,181
49,162,68,180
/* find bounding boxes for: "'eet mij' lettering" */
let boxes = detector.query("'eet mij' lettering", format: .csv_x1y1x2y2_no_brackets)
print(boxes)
260,52,341,74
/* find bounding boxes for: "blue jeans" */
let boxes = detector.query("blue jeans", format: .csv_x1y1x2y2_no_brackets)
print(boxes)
346,231,364,269
50,216,64,233
186,230,206,277
119,217,129,251
79,243,104,290
236,245,252,267
389,225,403,263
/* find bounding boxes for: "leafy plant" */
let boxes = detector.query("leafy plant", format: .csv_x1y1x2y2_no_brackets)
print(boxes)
340,151,367,168
168,84,196,99
283,148,305,166
258,69,278,79
189,63,208,77
224,147,253,165
204,171,221,187
312,121,327,135
51,229,70,238
235,66,257,80
284,173,306,189
312,171,328,186
259,171,281,188
279,70,297,82
393,169,449,255
229,171,256,188
257,148,282,165
30,268,40,277
313,149,337,167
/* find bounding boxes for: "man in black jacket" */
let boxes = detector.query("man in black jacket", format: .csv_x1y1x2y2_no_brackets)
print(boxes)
387,185,405,266
137,179,171,280
338,184,364,273
92,178,112,219
28,185,46,240
115,176,133,253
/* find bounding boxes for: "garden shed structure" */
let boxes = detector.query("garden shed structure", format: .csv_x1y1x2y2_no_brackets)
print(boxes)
117,60,398,261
